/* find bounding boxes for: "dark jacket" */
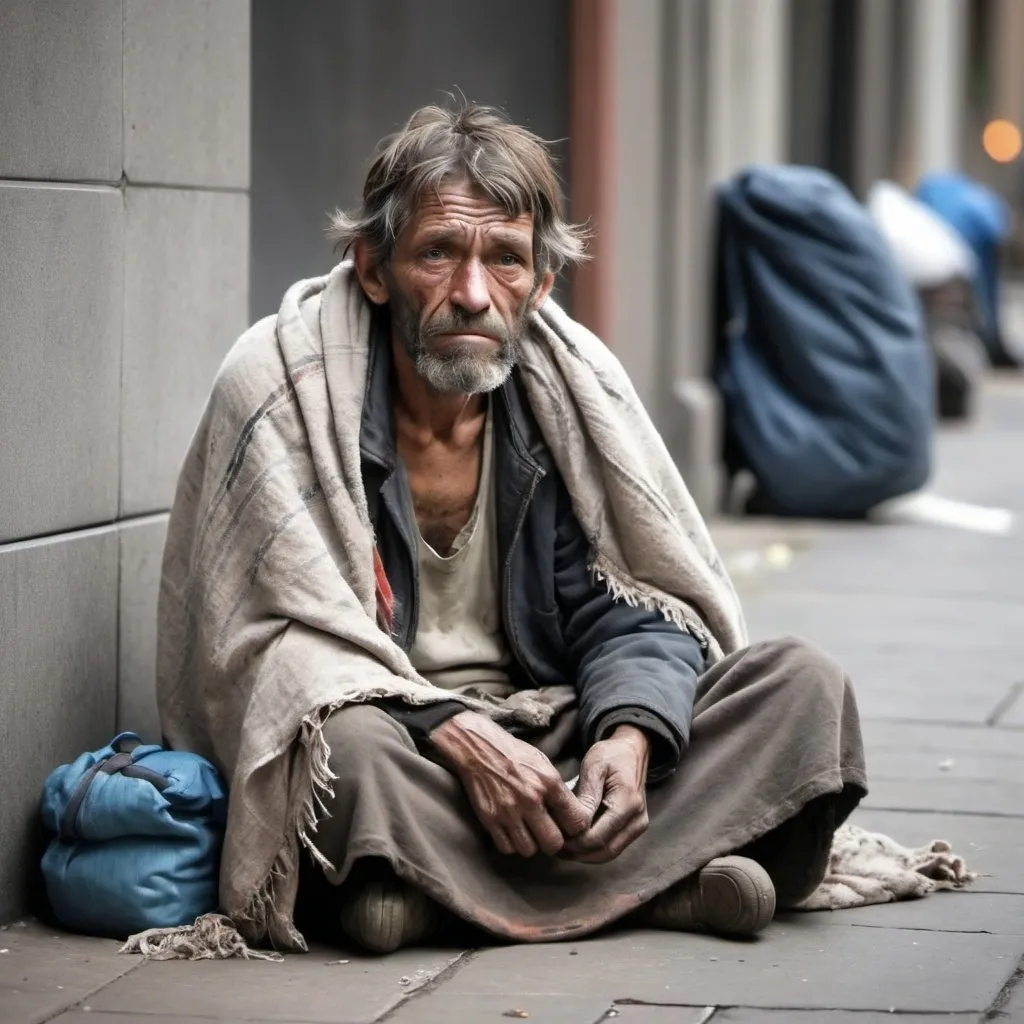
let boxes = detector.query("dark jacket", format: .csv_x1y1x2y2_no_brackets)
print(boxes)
361,320,706,780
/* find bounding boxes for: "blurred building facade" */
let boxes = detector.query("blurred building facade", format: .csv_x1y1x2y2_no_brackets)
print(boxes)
0,0,1019,923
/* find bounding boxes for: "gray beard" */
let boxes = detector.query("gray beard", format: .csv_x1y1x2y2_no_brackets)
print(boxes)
386,275,529,396
412,340,517,395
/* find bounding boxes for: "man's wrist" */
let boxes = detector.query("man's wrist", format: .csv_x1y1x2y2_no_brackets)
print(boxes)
592,707,680,781
608,723,650,755
430,710,489,765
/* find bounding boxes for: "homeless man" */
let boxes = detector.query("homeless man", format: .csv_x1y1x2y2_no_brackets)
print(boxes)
157,102,867,955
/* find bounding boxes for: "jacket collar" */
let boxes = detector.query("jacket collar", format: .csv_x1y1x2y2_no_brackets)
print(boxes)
359,305,398,472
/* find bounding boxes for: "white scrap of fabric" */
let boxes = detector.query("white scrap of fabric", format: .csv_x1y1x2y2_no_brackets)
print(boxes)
795,823,978,911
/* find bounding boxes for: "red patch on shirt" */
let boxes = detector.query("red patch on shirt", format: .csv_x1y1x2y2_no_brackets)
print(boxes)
374,547,394,634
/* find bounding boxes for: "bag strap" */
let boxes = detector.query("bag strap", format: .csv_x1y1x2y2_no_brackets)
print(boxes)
59,737,170,841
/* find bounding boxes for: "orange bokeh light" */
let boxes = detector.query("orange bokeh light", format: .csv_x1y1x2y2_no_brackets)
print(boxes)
983,119,1023,163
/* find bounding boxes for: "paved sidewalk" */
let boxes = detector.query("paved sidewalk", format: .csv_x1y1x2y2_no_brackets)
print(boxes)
2,377,1023,1024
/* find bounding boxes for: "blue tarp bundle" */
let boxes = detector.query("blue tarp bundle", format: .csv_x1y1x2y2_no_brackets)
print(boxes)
716,165,934,518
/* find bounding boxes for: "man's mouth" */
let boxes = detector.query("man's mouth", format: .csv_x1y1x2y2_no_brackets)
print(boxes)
431,332,501,346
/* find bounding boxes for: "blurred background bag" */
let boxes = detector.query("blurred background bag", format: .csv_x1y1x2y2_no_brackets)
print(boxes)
868,180,988,420
715,165,935,519
916,172,1021,368
39,732,227,939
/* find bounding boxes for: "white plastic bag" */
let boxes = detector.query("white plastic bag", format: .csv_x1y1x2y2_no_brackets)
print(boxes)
867,180,976,288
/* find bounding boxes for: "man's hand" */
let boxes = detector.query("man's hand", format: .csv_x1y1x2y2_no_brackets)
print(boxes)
560,725,650,864
432,711,592,858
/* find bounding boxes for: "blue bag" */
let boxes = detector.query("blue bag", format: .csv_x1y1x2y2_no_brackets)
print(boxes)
915,172,1012,362
39,732,227,938
715,165,934,518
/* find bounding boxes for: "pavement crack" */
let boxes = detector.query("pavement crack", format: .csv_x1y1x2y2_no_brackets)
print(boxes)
375,947,481,1022
981,951,1024,1020
848,922,997,935
987,681,1024,726
609,1003,717,1018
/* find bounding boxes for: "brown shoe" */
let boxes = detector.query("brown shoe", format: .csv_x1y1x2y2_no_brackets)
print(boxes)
338,877,441,953
638,856,776,937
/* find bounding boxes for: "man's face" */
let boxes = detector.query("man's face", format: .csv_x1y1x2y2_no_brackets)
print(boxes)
380,178,551,395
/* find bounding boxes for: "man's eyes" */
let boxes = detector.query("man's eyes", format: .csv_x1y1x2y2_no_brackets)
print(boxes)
419,248,524,266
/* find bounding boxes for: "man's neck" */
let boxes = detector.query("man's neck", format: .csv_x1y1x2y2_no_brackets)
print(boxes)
391,337,485,446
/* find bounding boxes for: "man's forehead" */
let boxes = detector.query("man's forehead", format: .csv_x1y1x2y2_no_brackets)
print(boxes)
410,181,534,234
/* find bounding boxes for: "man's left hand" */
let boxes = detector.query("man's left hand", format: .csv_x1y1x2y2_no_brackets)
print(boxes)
560,724,650,864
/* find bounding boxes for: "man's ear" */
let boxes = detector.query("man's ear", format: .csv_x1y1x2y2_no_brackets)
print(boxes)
352,239,390,305
530,269,556,311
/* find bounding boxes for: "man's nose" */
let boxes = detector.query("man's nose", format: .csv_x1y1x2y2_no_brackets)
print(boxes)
449,258,491,315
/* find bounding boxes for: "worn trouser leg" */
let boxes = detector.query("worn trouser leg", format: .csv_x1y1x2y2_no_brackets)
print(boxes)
300,635,867,942
689,637,866,907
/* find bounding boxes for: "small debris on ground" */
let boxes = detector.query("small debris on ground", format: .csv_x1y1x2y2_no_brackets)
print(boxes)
938,758,955,772
503,1011,529,1019
764,542,794,569
324,958,349,965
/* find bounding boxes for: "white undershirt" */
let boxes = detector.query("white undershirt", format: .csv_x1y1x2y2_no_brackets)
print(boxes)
408,406,512,693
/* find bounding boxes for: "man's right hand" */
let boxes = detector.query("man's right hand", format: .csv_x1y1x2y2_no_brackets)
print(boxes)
431,711,592,858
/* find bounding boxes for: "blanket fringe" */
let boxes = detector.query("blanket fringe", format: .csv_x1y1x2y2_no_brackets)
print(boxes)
591,553,715,654
121,913,283,961
295,708,342,873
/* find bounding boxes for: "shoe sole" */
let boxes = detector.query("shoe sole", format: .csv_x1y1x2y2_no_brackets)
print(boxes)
339,881,439,954
696,856,776,936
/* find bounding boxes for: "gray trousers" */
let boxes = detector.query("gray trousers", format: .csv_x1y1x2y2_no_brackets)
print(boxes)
304,636,867,942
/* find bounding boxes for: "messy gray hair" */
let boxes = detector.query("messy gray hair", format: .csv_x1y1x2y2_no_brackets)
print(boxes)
328,101,589,275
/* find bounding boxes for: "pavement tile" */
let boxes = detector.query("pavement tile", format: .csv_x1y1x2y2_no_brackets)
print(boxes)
850,809,1024,894
387,992,618,1023
865,749,1024,781
86,944,464,1024
50,1016,317,1024
778,890,1024,934
711,1012,978,1023
0,921,135,1024
740,591,1023,725
437,927,1021,1012
862,720,1024,758
862,777,1024,816
756,526,1024,605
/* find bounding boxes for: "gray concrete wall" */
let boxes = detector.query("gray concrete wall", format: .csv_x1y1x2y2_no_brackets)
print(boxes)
0,0,250,923
250,0,570,322
603,0,791,515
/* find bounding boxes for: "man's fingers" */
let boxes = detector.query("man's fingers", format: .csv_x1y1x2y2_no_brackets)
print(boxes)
563,807,648,863
525,809,566,857
547,781,593,838
508,823,539,858
567,814,648,864
567,802,630,854
491,825,515,856
562,786,648,860
569,760,607,822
